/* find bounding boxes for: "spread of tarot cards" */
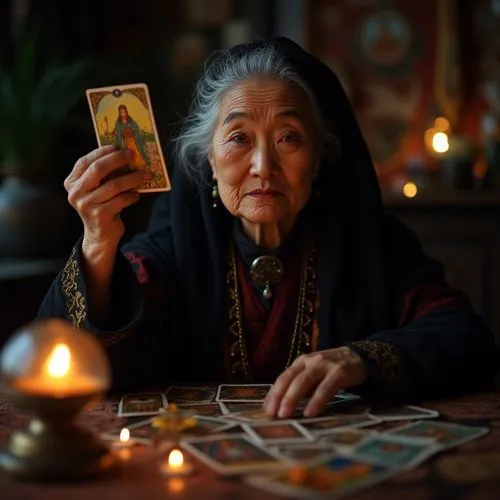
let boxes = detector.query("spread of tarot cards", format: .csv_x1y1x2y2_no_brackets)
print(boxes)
86,83,171,193
103,384,489,498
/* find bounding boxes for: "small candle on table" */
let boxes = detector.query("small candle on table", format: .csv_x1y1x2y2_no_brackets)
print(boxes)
159,448,194,477
112,428,134,460
113,428,134,449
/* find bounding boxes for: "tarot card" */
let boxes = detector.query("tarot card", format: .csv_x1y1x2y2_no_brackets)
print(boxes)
118,392,167,417
242,421,315,445
181,435,289,475
300,414,381,436
348,434,439,469
165,386,217,404
246,455,395,499
86,83,170,192
320,428,375,452
190,416,236,435
272,444,335,463
387,420,489,450
216,384,272,402
336,390,361,400
320,400,371,417
220,402,264,415
229,408,276,423
177,402,225,418
370,404,439,421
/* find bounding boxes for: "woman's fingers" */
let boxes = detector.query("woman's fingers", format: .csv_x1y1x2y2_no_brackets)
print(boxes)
303,368,343,418
65,145,117,186
81,191,140,235
277,358,328,418
85,169,148,205
264,357,306,416
76,149,134,194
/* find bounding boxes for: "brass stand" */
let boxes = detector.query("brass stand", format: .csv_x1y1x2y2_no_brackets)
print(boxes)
0,391,117,481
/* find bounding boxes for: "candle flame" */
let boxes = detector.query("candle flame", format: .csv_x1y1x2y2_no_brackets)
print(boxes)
168,449,184,467
119,428,130,443
46,343,71,378
432,132,449,153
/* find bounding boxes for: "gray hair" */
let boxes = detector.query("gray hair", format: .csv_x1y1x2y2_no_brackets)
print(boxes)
173,43,338,181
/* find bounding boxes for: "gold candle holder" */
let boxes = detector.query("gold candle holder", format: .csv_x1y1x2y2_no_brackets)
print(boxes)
0,319,117,480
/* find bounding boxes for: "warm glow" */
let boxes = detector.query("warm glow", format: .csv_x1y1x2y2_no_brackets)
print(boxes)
46,343,71,378
167,478,186,493
402,182,418,198
168,449,184,468
432,132,449,153
119,428,130,443
434,116,450,132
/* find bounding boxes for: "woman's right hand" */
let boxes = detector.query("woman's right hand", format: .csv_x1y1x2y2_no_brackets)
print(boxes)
64,145,150,250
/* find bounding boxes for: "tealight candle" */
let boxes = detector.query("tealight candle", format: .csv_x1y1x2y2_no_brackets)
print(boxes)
113,428,135,449
159,448,194,477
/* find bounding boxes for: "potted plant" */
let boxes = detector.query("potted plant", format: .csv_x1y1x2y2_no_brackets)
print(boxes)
0,27,89,258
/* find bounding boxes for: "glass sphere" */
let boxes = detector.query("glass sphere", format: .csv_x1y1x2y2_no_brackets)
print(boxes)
0,319,111,398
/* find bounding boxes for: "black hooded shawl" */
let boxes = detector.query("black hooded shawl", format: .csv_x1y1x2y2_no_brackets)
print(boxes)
39,37,499,400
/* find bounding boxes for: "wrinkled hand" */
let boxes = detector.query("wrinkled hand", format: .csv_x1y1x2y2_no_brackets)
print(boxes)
263,347,367,418
64,145,150,249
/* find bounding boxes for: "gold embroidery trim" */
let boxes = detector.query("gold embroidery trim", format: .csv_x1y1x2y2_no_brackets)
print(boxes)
226,242,317,383
350,339,406,390
60,246,88,328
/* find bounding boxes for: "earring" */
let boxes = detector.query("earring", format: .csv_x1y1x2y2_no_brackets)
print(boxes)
212,183,219,208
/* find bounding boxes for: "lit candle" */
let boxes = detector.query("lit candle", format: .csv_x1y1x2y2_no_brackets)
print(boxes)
12,342,103,398
159,449,194,477
112,428,135,449
111,428,135,460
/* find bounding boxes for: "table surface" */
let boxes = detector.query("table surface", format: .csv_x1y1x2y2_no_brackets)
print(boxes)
2,390,500,500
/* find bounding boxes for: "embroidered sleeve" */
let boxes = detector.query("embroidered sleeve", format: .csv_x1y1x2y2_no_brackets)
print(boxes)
349,339,407,394
57,241,143,347
60,246,88,329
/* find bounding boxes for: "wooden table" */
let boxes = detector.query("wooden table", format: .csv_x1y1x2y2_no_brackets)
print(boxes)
1,390,500,500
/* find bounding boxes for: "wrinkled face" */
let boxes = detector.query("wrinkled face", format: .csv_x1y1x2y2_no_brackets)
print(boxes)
209,78,319,228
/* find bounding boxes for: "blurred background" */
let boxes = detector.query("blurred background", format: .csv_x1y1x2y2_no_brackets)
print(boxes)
0,0,499,345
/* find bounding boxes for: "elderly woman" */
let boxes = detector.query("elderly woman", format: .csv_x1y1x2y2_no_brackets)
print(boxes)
39,37,498,418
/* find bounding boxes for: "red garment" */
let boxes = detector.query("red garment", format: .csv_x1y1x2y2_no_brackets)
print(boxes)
234,249,306,382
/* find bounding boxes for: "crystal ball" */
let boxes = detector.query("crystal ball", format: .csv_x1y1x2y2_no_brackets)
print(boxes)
0,319,111,398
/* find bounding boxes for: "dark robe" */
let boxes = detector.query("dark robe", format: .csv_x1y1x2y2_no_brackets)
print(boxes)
38,37,499,401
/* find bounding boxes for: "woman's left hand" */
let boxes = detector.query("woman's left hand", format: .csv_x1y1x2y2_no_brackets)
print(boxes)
263,347,367,418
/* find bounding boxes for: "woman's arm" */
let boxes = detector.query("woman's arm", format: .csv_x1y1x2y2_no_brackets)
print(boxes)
348,280,500,401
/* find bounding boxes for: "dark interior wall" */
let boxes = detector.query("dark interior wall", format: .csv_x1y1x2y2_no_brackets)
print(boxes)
3,0,274,249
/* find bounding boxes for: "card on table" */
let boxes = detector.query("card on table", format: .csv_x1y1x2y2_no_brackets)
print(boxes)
216,384,272,402
348,433,439,470
246,455,395,499
242,421,315,445
220,402,264,415
271,444,335,463
165,386,217,404
118,392,167,417
320,400,371,417
86,83,170,192
370,404,439,421
387,420,489,450
190,416,237,435
300,415,381,436
320,428,375,451
181,435,288,475
177,402,225,418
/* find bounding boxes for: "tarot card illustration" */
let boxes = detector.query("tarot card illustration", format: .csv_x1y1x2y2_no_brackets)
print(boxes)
86,83,170,192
